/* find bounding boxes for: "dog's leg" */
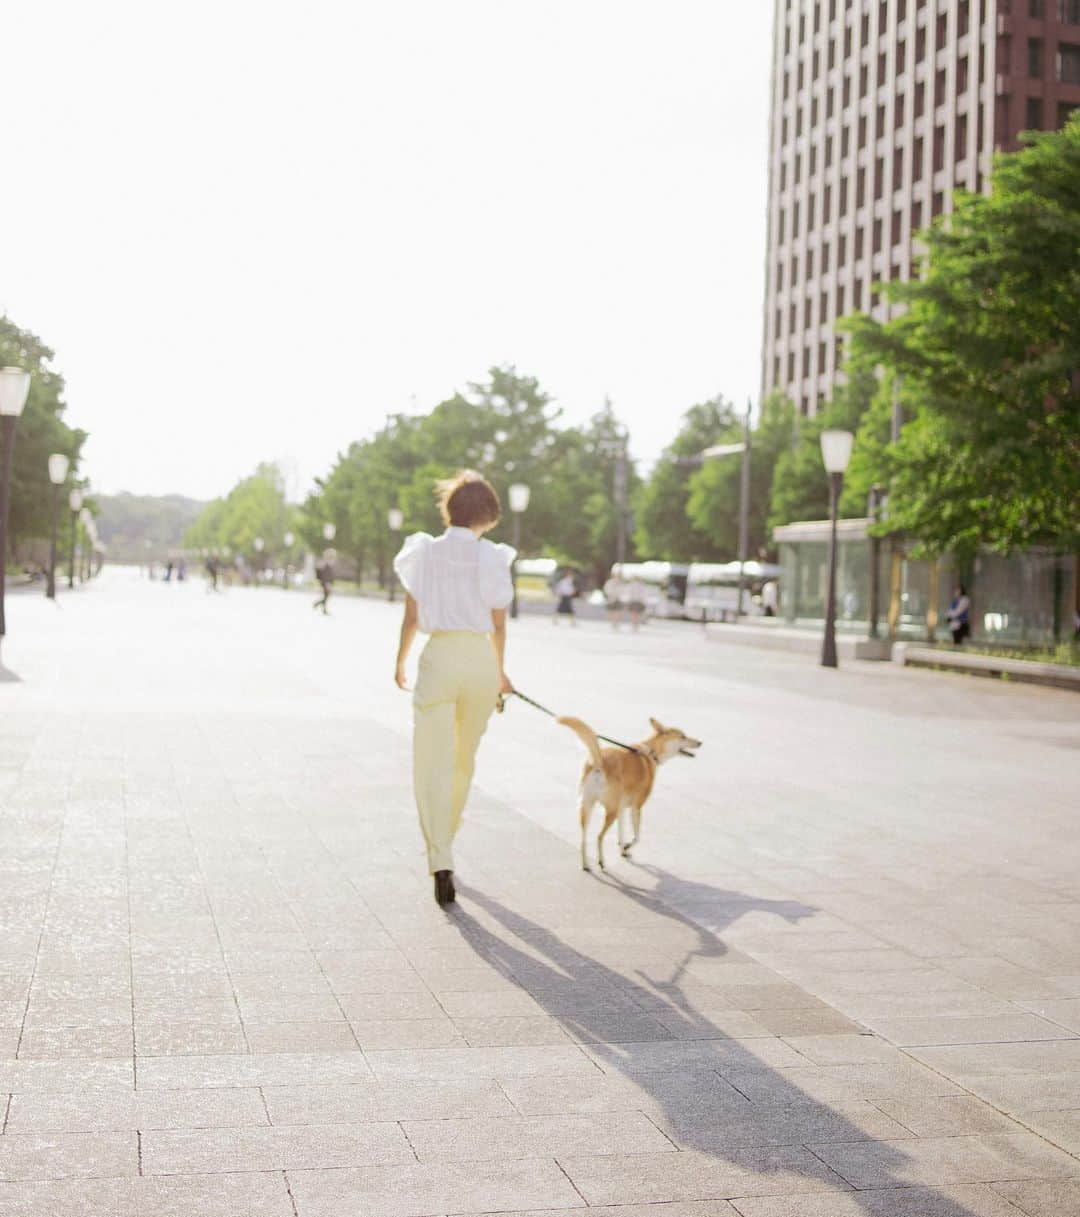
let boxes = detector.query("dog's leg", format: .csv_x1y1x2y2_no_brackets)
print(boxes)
597,805,618,871
629,805,642,851
618,806,633,856
579,800,594,871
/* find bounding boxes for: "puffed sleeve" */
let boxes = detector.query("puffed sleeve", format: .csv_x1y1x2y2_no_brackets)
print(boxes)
393,532,433,599
478,540,516,610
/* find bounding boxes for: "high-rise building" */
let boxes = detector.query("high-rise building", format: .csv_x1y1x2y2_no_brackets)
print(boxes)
762,0,1080,417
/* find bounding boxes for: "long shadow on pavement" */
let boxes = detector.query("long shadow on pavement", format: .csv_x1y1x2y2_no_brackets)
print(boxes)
453,869,986,1216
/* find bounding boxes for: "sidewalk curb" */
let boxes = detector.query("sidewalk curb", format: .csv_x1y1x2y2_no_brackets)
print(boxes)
894,642,1080,692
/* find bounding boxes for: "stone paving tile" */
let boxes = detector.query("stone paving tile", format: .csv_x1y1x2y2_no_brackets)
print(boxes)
5,1086,267,1133
235,994,345,1022
992,1178,1080,1216
434,989,545,1018
721,1062,967,1104
348,1018,465,1049
364,1044,598,1079
15,1027,132,1060
959,1071,1080,1113
911,1039,1080,1076
1018,1108,1080,1154
556,1145,845,1205
263,1077,515,1123
729,1182,1028,1216
863,1011,1080,1046
136,1051,374,1089
872,1095,1023,1137
656,1098,913,1151
809,1131,1080,1189
504,1205,736,1217
583,1037,810,1075
747,1008,859,1036
244,1021,359,1053
403,1110,674,1163
22,996,132,1029
135,1021,247,1056
454,1016,574,1047
141,1121,413,1174
0,1059,133,1095
498,1068,749,1116
779,1033,904,1066
1018,998,1080,1034
0,1131,138,1181
286,1158,585,1216
0,1171,298,1216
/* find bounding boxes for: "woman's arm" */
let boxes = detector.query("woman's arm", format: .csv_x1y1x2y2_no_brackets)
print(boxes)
491,608,513,694
395,594,419,688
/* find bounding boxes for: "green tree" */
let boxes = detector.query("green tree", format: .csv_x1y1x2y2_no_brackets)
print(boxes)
687,393,797,559
0,316,87,559
850,115,1080,554
634,398,738,560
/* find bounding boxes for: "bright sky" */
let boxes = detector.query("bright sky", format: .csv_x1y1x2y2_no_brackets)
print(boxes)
3,1,774,502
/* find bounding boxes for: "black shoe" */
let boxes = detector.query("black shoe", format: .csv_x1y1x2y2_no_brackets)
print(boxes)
434,870,455,905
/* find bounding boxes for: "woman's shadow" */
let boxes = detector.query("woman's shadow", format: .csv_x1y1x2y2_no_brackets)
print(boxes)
449,864,986,1216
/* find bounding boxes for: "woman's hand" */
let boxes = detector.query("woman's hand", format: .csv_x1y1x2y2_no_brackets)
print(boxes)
499,671,514,696
395,663,408,690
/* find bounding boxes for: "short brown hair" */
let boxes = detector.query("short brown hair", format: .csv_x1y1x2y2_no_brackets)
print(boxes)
436,470,502,528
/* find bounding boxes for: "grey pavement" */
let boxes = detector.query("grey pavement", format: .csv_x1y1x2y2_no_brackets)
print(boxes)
0,567,1078,1216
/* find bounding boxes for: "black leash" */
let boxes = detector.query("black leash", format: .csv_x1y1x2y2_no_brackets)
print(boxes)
502,689,643,755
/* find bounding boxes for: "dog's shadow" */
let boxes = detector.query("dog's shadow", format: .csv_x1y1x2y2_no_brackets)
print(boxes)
450,869,987,1217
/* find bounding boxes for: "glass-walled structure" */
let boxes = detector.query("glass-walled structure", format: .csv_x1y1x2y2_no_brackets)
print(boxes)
774,519,1077,646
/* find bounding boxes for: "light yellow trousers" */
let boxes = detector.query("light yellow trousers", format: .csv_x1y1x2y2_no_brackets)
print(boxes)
413,631,500,874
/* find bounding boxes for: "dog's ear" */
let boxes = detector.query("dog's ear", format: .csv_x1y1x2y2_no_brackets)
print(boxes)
649,717,665,734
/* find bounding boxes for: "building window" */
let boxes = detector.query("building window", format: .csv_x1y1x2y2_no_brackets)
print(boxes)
915,80,925,117
932,189,945,216
824,183,833,219
1059,44,1080,83
934,125,945,171
913,135,924,179
892,209,903,246
857,167,866,207
825,135,834,167
1029,38,1043,77
957,56,969,94
956,115,968,160
819,342,829,374
875,156,886,199
860,63,869,95
1060,101,1079,126
897,40,907,74
912,198,924,230
958,1,970,36
916,26,926,61
855,227,864,258
1030,0,1045,15
842,124,851,157
1061,1,1080,23
873,218,883,254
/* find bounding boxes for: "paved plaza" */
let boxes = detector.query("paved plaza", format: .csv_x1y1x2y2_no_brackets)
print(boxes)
1,568,1079,1216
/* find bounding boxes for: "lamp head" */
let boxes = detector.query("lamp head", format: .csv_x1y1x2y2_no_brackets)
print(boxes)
48,454,70,485
820,429,854,474
283,531,295,548
0,367,31,418
323,522,336,541
387,508,404,531
508,483,531,514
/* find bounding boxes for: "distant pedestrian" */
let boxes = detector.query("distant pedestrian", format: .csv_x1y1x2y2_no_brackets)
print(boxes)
176,557,186,582
313,549,335,614
163,555,174,582
205,554,219,592
392,471,514,906
603,570,627,629
625,576,648,631
761,579,778,617
947,584,971,646
553,570,577,626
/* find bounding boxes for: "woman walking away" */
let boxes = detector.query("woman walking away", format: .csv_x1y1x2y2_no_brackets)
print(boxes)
393,472,515,905
947,583,971,647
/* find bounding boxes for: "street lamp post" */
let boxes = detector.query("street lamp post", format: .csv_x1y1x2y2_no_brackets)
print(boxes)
867,483,886,640
283,531,295,589
68,490,83,588
0,368,32,648
79,508,93,582
508,483,530,620
46,454,70,600
387,508,403,601
819,429,855,669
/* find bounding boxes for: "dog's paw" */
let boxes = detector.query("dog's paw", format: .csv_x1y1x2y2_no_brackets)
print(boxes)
620,845,633,857
581,862,591,872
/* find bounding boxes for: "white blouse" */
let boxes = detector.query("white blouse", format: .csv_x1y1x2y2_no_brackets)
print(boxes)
393,526,516,634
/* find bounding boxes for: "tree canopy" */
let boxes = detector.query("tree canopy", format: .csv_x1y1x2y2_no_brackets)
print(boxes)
0,316,87,558
848,114,1080,555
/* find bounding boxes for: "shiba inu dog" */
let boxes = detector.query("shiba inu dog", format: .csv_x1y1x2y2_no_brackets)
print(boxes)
557,715,702,871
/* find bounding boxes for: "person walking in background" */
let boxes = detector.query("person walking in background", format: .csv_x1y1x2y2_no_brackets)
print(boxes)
603,568,627,629
205,554,219,592
761,578,778,617
625,574,648,631
553,569,577,626
313,549,335,614
393,471,514,906
947,583,971,646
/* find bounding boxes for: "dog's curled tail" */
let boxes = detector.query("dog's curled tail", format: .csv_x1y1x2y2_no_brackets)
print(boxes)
556,716,604,768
